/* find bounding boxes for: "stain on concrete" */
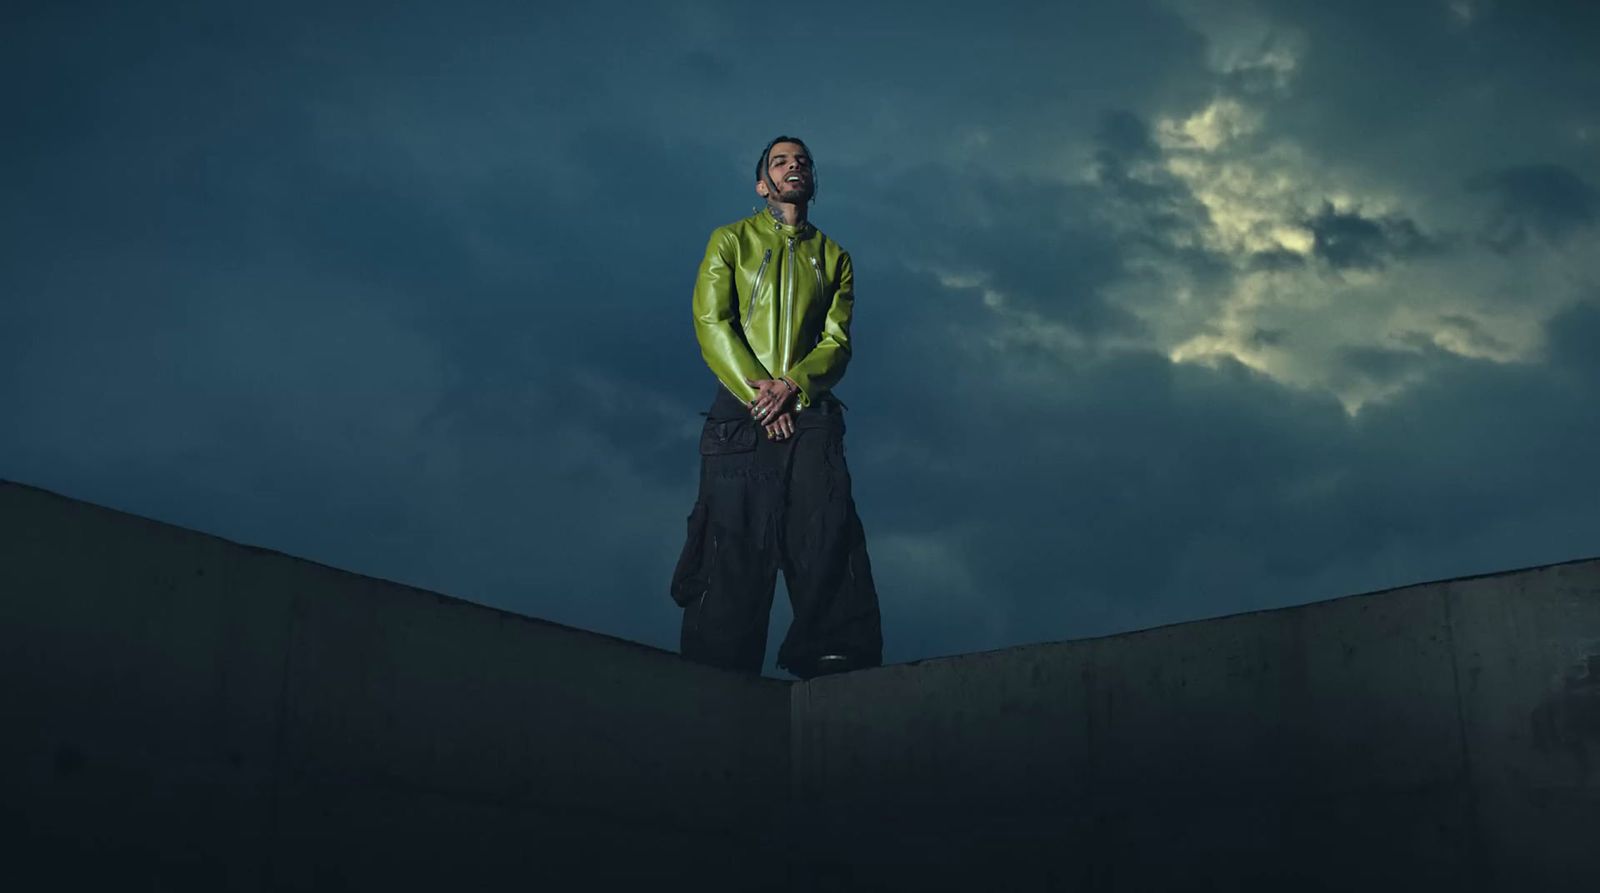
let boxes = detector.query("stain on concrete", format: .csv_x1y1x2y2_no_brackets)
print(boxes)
53,744,85,778
1530,653,1600,780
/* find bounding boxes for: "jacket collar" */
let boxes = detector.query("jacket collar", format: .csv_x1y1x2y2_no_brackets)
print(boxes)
753,207,815,241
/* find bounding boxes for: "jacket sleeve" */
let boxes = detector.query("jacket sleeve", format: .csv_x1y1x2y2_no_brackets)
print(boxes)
693,229,770,404
783,251,854,407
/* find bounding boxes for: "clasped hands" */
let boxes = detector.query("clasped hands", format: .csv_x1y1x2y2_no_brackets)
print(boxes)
746,377,799,441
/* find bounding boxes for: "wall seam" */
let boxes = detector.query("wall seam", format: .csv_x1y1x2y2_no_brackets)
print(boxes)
1441,584,1491,891
259,587,300,889
787,679,810,887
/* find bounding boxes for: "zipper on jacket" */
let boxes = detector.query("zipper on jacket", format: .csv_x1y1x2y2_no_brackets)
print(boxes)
755,249,772,302
782,237,796,372
748,249,771,337
811,255,823,293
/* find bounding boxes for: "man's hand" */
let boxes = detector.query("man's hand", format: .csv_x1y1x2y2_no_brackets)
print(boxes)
764,411,796,441
746,377,797,424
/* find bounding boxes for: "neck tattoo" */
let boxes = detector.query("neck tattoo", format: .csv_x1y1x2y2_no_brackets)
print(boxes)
766,198,789,225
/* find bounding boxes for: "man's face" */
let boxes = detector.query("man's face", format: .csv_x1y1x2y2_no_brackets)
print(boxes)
757,141,813,204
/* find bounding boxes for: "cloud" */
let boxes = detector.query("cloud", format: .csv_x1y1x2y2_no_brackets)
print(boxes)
1468,163,1599,248
850,295,1600,659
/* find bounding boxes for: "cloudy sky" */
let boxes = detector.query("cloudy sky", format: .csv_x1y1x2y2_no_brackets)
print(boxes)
5,0,1597,673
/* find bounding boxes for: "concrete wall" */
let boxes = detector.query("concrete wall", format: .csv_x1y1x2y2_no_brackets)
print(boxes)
6,477,1598,891
0,481,790,891
792,559,1600,891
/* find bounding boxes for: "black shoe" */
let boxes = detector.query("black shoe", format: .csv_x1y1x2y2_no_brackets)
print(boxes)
794,654,853,680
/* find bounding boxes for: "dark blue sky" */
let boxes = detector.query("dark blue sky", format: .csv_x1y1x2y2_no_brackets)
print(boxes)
4,0,1598,671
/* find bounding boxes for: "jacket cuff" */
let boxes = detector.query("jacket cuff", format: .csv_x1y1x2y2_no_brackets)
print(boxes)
784,373,814,408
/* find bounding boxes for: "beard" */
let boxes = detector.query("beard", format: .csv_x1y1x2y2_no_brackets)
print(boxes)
768,177,813,204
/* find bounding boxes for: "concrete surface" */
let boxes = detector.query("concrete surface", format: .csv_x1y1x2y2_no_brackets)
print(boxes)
792,559,1600,890
1,480,789,891
5,477,1598,890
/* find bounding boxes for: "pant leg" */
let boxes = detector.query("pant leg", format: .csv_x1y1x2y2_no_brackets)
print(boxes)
677,407,785,674
775,412,884,675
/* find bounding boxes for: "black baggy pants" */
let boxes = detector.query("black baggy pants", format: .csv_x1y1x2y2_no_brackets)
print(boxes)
671,387,883,677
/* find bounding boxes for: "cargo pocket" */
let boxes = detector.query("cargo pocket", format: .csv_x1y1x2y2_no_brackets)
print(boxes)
670,501,711,607
673,416,757,608
700,417,759,456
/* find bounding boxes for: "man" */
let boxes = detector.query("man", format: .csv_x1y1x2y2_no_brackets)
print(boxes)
670,136,883,680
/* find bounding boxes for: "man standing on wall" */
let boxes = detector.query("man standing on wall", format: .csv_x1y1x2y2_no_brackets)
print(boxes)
670,136,884,680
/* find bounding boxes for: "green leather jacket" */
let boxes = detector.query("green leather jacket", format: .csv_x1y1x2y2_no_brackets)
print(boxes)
692,209,854,408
